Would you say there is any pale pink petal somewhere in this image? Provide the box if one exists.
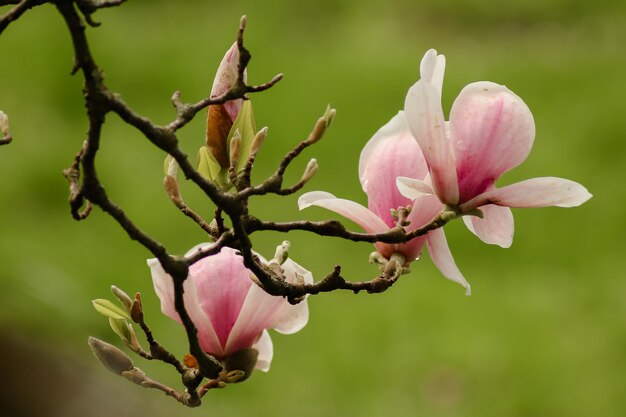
[188,247,252,352]
[405,80,459,204]
[224,280,287,354]
[253,330,273,372]
[396,176,434,200]
[419,49,446,99]
[147,257,224,356]
[462,204,514,248]
[210,42,246,121]
[450,81,535,203]
[298,191,390,233]
[425,228,471,295]
[271,259,313,334]
[358,112,428,225]
[462,177,592,210]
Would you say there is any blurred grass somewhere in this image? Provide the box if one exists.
[1,0,625,416]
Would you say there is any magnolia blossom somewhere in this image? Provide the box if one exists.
[399,49,592,248]
[298,112,470,295]
[206,42,246,169]
[148,245,312,374]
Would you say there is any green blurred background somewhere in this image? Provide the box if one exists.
[1,0,625,416]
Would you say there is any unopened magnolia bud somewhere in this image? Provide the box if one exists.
[301,159,318,183]
[229,129,242,168]
[111,286,132,312]
[88,336,134,375]
[222,348,259,382]
[249,127,268,156]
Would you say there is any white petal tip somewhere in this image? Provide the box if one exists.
[464,284,472,296]
[297,191,336,210]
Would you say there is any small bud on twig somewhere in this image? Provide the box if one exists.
[130,292,143,323]
[88,336,134,375]
[249,127,268,156]
[300,158,318,183]
[229,129,242,168]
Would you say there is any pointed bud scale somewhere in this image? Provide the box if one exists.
[197,146,222,182]
[88,336,134,375]
[130,293,143,323]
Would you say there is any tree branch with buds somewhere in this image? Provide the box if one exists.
[0,0,591,408]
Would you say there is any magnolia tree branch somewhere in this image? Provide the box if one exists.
[1,0,457,406]
[0,0,46,35]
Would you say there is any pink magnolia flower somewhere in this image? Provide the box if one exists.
[148,245,312,374]
[399,49,592,248]
[298,112,471,295]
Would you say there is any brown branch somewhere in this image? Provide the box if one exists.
[164,173,214,236]
[0,0,46,35]
[239,109,333,199]
[53,0,223,383]
[243,211,450,245]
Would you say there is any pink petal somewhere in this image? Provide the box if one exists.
[298,191,390,233]
[225,256,314,355]
[450,81,535,203]
[188,247,253,352]
[425,228,471,295]
[462,177,592,209]
[224,279,288,354]
[396,176,434,200]
[462,204,514,248]
[253,330,273,372]
[358,112,428,225]
[147,256,224,356]
[405,80,459,205]
[419,49,446,100]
